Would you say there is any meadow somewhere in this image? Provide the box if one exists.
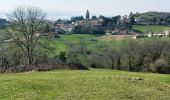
[1,26,170,100]
[48,34,125,56]
[133,25,170,33]
[0,69,170,100]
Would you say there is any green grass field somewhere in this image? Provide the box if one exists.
[0,69,170,100]
[47,34,124,56]
[46,33,170,57]
[133,25,170,33]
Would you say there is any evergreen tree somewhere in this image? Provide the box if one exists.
[92,16,97,20]
[45,24,50,33]
[130,12,135,25]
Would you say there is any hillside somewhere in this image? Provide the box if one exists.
[0,69,170,100]
[134,11,170,25]
[48,34,124,56]
[135,12,170,19]
[133,25,170,33]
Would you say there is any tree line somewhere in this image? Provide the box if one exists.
[134,12,170,25]
[59,39,170,74]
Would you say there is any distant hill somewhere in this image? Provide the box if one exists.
[133,25,170,33]
[134,12,170,25]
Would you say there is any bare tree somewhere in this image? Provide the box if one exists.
[122,40,141,71]
[103,48,117,69]
[6,6,46,66]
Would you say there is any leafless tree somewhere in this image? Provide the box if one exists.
[103,48,117,69]
[6,6,46,66]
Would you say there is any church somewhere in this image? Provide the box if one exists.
[86,10,90,19]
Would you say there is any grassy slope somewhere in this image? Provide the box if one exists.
[133,25,170,33]
[0,69,170,100]
[47,33,170,57]
[48,34,124,56]
[49,25,170,54]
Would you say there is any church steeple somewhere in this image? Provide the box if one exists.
[86,10,90,19]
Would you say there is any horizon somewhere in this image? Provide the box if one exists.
[0,0,170,20]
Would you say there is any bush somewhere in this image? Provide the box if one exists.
[153,59,170,74]
[87,52,106,69]
[67,63,89,70]
[58,29,66,34]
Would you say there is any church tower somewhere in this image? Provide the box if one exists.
[86,10,90,19]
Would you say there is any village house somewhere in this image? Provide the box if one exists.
[55,23,75,33]
[147,31,170,37]
[55,10,103,34]
[164,30,170,36]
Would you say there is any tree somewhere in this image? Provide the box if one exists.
[152,17,157,24]
[99,15,106,19]
[165,16,170,24]
[56,19,62,24]
[6,6,46,66]
[92,16,97,20]
[80,21,93,34]
[44,24,50,33]
[129,12,133,17]
[129,14,135,25]
[103,48,117,69]
[71,16,84,22]
[122,40,141,71]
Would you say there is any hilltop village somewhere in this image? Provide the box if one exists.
[51,10,170,39]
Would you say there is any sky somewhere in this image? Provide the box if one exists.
[0,0,170,20]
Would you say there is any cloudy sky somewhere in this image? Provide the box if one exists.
[0,0,170,20]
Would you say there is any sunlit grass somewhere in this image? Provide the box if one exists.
[0,69,170,100]
[133,25,170,33]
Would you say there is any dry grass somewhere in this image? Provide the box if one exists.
[99,35,135,41]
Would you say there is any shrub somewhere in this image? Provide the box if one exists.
[67,63,89,70]
[153,59,170,74]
